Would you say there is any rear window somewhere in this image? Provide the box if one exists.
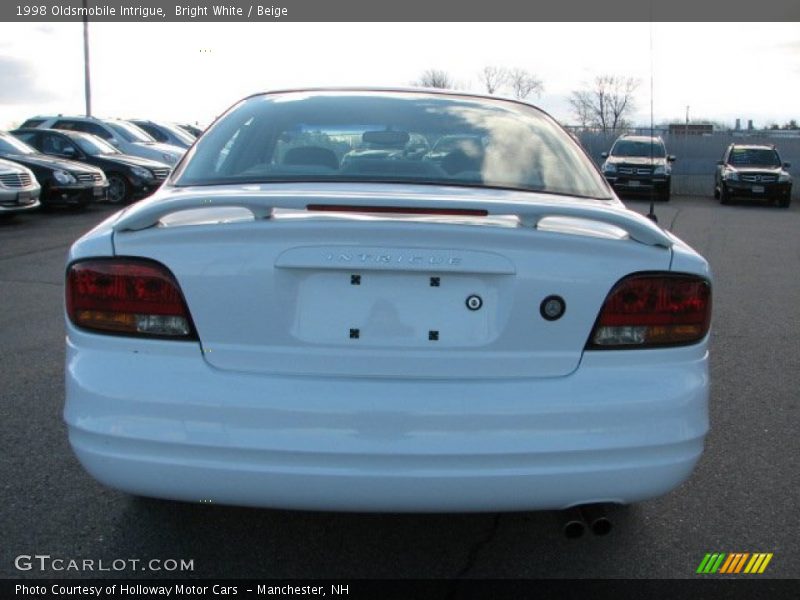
[175,91,611,199]
[20,118,45,128]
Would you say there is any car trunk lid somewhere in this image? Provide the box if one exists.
[111,185,673,379]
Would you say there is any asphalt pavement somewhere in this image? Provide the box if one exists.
[1,195,798,580]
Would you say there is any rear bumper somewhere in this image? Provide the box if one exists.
[65,329,709,512]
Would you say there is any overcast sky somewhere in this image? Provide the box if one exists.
[0,22,798,130]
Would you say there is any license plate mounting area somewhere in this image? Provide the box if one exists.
[292,271,496,347]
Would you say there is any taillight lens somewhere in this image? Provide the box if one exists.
[588,273,711,348]
[66,258,196,339]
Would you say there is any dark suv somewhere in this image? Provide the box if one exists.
[714,144,792,208]
[600,135,675,201]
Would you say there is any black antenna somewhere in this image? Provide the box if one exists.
[82,0,92,117]
[646,19,658,223]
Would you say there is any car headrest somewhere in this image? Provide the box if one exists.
[283,146,339,171]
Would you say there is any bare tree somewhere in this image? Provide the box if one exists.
[569,75,639,132]
[413,69,454,89]
[605,76,638,131]
[507,68,543,100]
[478,66,509,95]
[569,91,594,128]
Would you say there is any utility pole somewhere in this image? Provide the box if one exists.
[82,0,92,116]
[685,105,690,136]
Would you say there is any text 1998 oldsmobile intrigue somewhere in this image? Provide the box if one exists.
[64,89,712,521]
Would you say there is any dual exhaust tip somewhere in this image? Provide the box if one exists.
[559,504,613,538]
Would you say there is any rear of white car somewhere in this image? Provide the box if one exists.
[64,90,711,512]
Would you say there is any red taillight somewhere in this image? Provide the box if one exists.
[66,259,195,338]
[588,273,711,348]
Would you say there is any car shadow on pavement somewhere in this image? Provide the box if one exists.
[96,496,650,579]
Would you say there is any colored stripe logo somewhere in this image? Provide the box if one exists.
[696,553,773,574]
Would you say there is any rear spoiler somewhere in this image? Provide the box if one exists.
[112,190,673,248]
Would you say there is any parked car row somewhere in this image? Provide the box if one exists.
[0,116,202,217]
[13,128,171,204]
[0,131,107,211]
[599,134,792,207]
[18,115,196,164]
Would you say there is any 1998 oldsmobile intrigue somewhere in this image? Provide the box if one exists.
[64,90,712,514]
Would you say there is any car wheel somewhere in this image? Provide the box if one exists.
[778,195,791,208]
[107,174,130,204]
[719,184,731,205]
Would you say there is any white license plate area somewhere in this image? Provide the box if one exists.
[17,191,31,202]
[93,186,106,197]
[292,271,495,346]
[628,180,641,187]
[752,185,765,193]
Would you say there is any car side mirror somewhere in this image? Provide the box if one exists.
[109,138,120,147]
[783,162,791,169]
[668,155,676,162]
[716,160,725,166]
[600,152,608,159]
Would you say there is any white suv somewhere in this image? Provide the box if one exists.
[25,116,184,166]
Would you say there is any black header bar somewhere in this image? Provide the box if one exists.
[4,578,800,600]
[1,0,799,22]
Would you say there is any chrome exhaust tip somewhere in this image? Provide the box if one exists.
[580,503,612,536]
[558,507,587,539]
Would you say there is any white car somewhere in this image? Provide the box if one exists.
[27,116,184,166]
[129,119,196,149]
[64,89,712,519]
[0,158,41,215]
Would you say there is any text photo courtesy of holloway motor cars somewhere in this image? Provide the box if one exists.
[1,2,799,597]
